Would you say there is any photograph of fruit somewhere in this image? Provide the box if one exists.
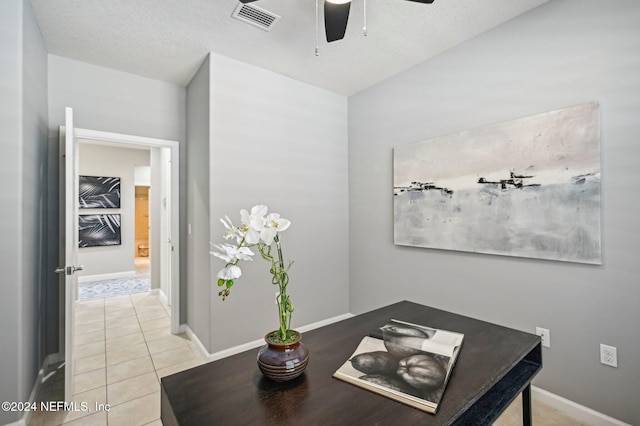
[333,320,464,413]
[346,339,450,405]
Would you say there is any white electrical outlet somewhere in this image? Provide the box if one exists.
[600,344,618,367]
[535,327,550,348]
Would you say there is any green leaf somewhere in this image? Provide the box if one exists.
[226,280,234,288]
[217,279,225,287]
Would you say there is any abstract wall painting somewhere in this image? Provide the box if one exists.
[79,214,122,247]
[79,176,121,208]
[393,102,601,264]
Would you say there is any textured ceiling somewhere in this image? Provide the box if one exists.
[31,0,549,96]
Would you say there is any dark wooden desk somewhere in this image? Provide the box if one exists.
[161,301,541,425]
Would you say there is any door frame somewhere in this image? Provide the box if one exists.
[73,127,181,333]
[59,109,79,401]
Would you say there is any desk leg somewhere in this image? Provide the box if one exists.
[522,384,532,426]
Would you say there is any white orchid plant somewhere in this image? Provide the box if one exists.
[211,205,295,343]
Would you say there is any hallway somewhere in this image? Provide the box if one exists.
[29,291,206,426]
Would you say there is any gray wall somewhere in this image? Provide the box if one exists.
[47,55,187,347]
[207,53,350,352]
[0,0,48,424]
[21,0,49,411]
[0,3,22,422]
[186,55,212,350]
[348,0,640,424]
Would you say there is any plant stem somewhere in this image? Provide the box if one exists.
[274,235,290,341]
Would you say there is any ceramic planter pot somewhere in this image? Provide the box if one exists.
[257,330,309,381]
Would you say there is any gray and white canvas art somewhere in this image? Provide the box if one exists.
[393,102,601,264]
[79,214,122,247]
[79,176,121,208]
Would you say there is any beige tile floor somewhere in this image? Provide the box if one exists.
[495,394,593,425]
[135,257,150,275]
[29,290,207,426]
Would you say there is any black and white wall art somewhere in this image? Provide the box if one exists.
[79,176,121,208]
[393,102,601,264]
[79,214,122,247]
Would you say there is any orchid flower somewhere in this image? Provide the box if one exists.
[240,205,268,231]
[260,213,291,245]
[220,215,240,241]
[238,205,267,244]
[211,204,295,342]
[217,265,242,280]
[210,243,254,263]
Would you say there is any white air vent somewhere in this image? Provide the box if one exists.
[232,3,280,31]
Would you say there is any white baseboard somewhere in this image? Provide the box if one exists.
[182,313,355,362]
[157,289,169,306]
[207,313,355,361]
[295,313,354,334]
[8,353,64,426]
[180,324,209,359]
[532,386,630,426]
[78,271,136,283]
[208,336,265,361]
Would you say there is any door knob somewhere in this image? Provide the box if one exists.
[54,265,84,275]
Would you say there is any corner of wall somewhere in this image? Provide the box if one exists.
[185,53,212,352]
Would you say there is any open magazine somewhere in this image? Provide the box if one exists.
[333,319,464,414]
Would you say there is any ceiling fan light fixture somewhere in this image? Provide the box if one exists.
[324,0,351,42]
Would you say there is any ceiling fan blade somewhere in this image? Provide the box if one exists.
[324,1,351,43]
[239,0,259,3]
[404,0,435,3]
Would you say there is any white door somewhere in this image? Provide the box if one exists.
[161,150,172,306]
[56,107,82,401]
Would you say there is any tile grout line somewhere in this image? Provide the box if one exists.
[69,291,179,425]
[103,298,109,425]
[131,292,165,424]
[132,293,163,381]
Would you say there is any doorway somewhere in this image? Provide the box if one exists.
[76,143,152,299]
[135,185,151,276]
[69,128,180,335]
[58,110,181,404]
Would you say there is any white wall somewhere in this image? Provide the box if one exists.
[78,143,150,277]
[134,166,150,186]
[158,147,172,299]
[149,147,162,291]
[348,0,640,424]
[199,53,350,352]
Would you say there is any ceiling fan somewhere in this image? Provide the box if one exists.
[239,0,435,43]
